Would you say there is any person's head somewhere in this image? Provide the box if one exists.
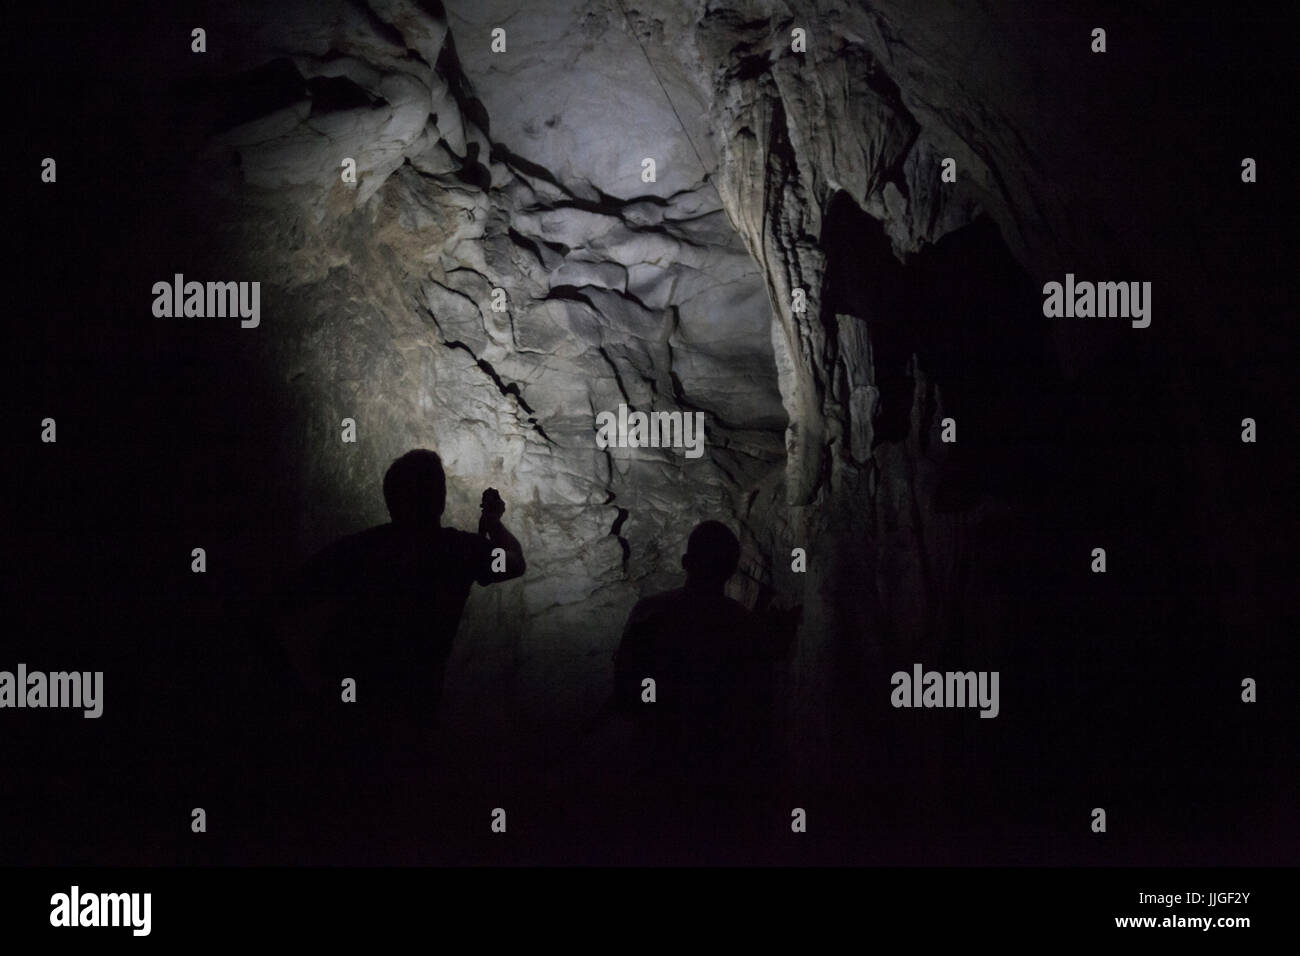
[383,449,447,526]
[681,520,741,592]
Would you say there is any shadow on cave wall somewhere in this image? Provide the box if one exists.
[808,194,1268,864]
[821,192,1062,508]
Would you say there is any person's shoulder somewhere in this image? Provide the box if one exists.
[351,523,396,545]
[709,594,755,643]
[440,526,490,551]
[439,527,495,575]
[310,524,389,564]
[633,587,689,612]
[297,524,391,588]
[721,595,752,619]
[625,587,686,623]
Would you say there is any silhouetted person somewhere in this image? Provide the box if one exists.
[293,449,524,720]
[279,449,525,861]
[612,521,792,859]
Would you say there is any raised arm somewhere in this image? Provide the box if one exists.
[477,487,526,583]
